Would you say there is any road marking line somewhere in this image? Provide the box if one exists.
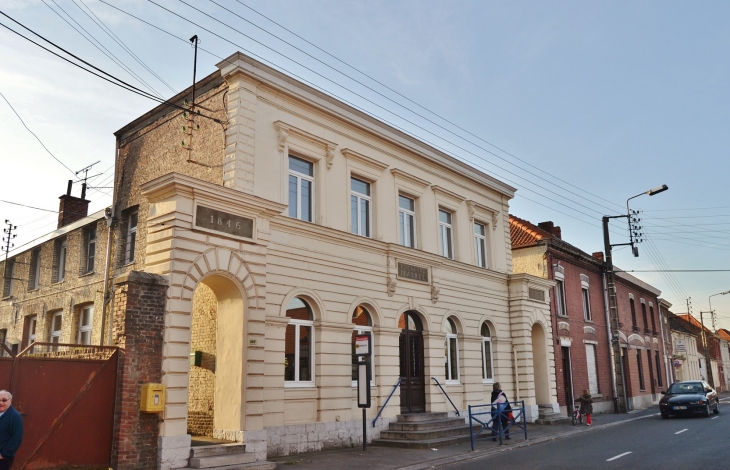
[606,452,632,462]
[675,429,688,434]
[711,416,719,420]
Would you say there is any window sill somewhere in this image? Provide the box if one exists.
[351,382,377,388]
[27,288,39,293]
[284,381,316,389]
[1,295,12,301]
[51,280,65,286]
[79,271,96,278]
[444,380,461,386]
[482,379,495,385]
[584,319,594,324]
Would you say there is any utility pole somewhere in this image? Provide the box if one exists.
[699,310,715,388]
[183,35,200,163]
[1,220,17,261]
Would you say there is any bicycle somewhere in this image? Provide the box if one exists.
[572,404,584,425]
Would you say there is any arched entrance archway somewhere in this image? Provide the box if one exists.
[398,311,425,413]
[531,323,550,404]
[187,274,245,438]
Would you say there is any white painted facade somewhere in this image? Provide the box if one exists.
[671,332,701,383]
[116,52,559,468]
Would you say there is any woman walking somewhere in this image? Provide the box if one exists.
[490,383,511,440]
[577,389,593,426]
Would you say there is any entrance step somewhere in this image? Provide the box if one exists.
[374,413,487,449]
[184,442,276,470]
[535,412,570,425]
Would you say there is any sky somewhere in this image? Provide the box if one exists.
[1,0,729,328]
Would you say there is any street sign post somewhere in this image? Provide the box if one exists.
[355,333,371,451]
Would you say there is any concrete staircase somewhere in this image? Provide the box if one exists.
[181,443,276,470]
[373,412,481,449]
[534,404,570,425]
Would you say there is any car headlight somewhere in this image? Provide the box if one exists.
[689,400,705,405]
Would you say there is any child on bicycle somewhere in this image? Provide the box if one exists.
[577,389,593,426]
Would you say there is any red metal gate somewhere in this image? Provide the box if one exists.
[1,342,118,469]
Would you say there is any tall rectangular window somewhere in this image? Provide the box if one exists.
[53,239,67,283]
[398,195,415,248]
[28,249,41,290]
[444,318,459,383]
[0,328,6,357]
[27,316,37,345]
[655,351,663,387]
[474,222,487,268]
[350,177,371,237]
[124,211,138,264]
[288,156,314,222]
[78,306,93,345]
[637,350,645,391]
[555,279,567,316]
[649,305,656,334]
[630,297,638,331]
[2,258,15,298]
[50,312,63,344]
[438,209,454,259]
[582,288,592,321]
[641,300,649,333]
[586,344,599,394]
[84,226,97,274]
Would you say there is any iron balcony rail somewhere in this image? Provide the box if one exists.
[431,377,460,417]
[372,377,401,428]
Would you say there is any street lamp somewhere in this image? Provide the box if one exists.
[709,290,730,334]
[603,184,669,413]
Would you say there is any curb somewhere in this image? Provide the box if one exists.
[396,412,660,470]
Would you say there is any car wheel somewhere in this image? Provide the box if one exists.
[704,404,711,417]
[661,411,669,419]
[713,402,720,415]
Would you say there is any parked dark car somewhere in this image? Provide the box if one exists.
[659,381,719,419]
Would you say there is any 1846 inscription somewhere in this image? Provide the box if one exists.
[397,263,429,282]
[195,205,253,239]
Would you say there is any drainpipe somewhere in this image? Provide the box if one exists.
[513,345,520,402]
[657,302,672,387]
[602,271,619,413]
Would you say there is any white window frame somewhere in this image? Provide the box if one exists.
[77,306,94,345]
[28,316,37,344]
[582,287,592,322]
[124,211,138,264]
[350,177,372,238]
[351,324,375,388]
[57,240,67,282]
[438,209,454,259]
[285,317,315,388]
[31,250,41,290]
[85,227,97,273]
[555,275,567,317]
[482,331,494,384]
[288,155,315,223]
[444,319,460,384]
[398,195,416,248]
[474,222,488,268]
[50,312,63,343]
[586,343,599,394]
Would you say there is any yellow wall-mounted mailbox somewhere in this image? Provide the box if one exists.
[140,383,165,413]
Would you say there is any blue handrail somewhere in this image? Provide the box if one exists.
[431,377,460,417]
[468,400,527,450]
[372,378,401,428]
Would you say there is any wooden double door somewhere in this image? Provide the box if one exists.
[399,311,425,414]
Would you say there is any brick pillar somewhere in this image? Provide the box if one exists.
[111,271,169,470]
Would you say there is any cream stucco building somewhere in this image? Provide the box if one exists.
[3,51,559,469]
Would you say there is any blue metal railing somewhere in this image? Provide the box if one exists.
[372,378,401,428]
[431,377,460,417]
[468,400,527,450]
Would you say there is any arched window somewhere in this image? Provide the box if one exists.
[444,317,459,383]
[351,305,374,384]
[481,323,494,382]
[398,311,422,331]
[285,297,314,385]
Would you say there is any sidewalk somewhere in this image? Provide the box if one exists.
[269,405,662,469]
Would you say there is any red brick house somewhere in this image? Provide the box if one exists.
[510,215,669,414]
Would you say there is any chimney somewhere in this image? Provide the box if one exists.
[592,251,604,261]
[538,221,562,239]
[58,180,90,228]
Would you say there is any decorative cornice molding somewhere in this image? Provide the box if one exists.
[390,168,431,189]
[273,120,338,169]
[466,200,500,230]
[431,185,466,204]
[341,148,389,172]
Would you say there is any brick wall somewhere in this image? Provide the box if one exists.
[547,251,614,413]
[57,194,90,228]
[111,271,167,470]
[188,282,217,437]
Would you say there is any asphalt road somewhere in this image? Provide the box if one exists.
[441,398,730,470]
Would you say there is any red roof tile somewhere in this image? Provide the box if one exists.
[509,214,553,248]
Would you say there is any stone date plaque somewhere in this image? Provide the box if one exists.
[397,262,429,283]
[195,205,253,239]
